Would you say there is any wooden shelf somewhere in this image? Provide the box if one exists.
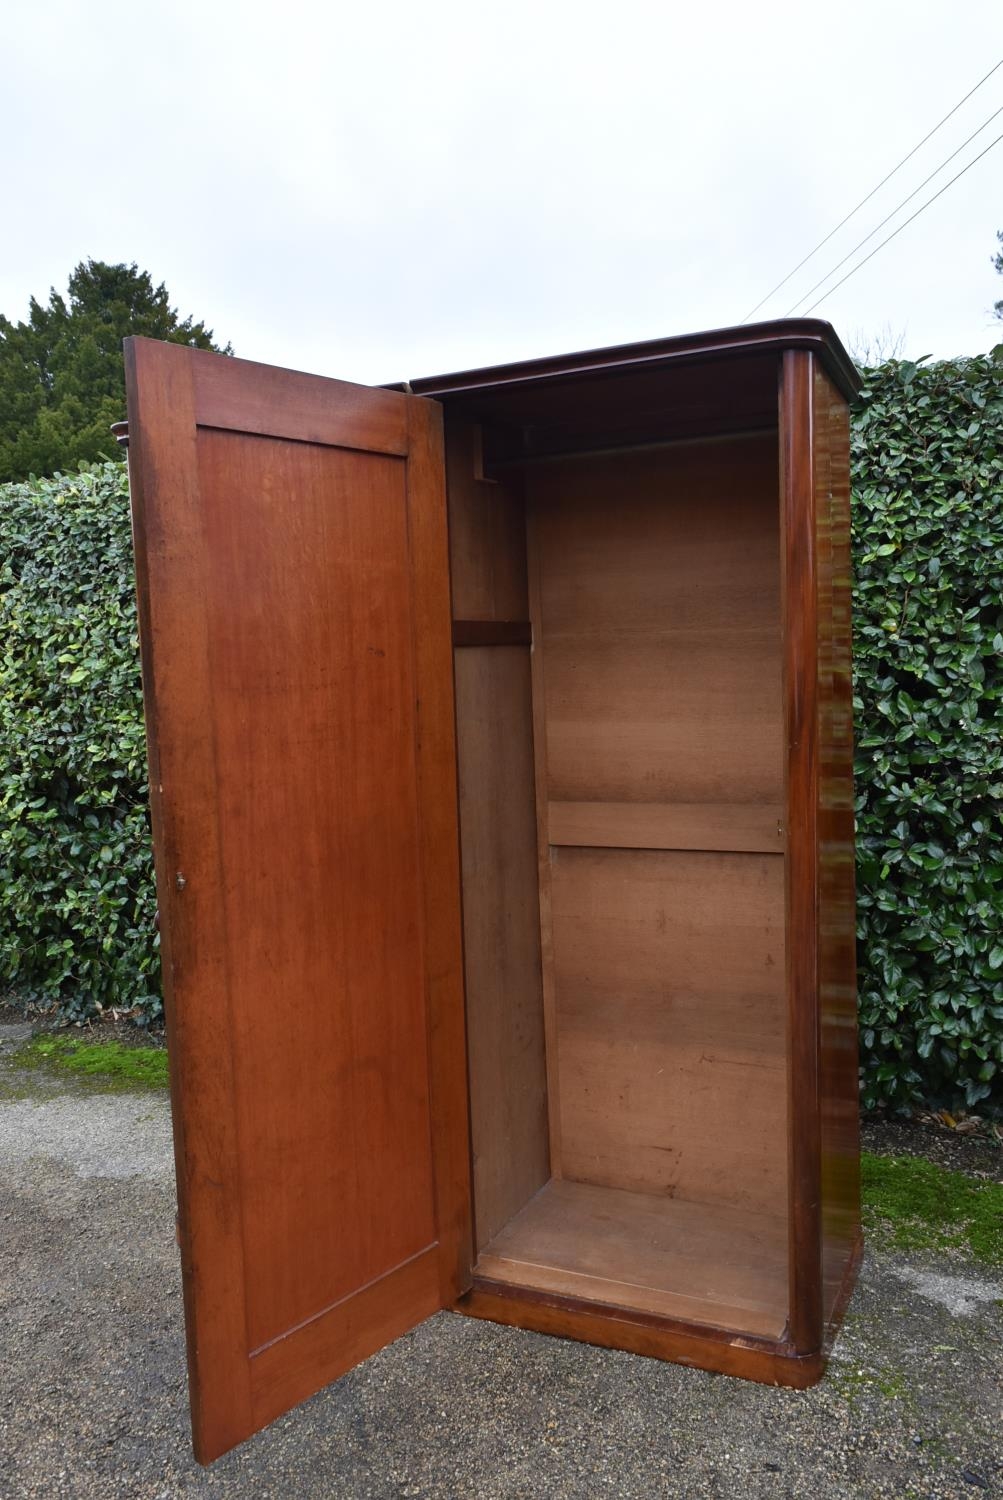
[475,1178,789,1340]
[547,800,785,854]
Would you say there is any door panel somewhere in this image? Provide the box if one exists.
[124,339,471,1463]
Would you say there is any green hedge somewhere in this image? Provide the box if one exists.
[1,355,1001,1109]
[851,351,1003,1113]
[0,462,160,1024]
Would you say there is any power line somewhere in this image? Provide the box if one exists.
[741,55,1003,322]
[784,98,1003,316]
[798,128,1003,316]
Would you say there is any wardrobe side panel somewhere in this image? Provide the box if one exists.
[446,420,528,620]
[780,350,823,1353]
[814,366,862,1328]
[445,421,550,1250]
[454,650,550,1246]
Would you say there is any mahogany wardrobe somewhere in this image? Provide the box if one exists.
[120,319,861,1463]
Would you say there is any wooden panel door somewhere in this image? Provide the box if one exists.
[124,338,472,1463]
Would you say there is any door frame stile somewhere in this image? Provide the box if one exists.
[779,348,823,1355]
[125,338,253,1462]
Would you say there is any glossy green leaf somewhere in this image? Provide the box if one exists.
[852,352,1003,1114]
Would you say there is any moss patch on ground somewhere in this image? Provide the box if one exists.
[861,1150,1003,1265]
[13,1034,169,1091]
[828,1349,914,1411]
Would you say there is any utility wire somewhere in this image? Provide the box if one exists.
[784,99,1003,315]
[741,56,1003,322]
[798,128,1003,316]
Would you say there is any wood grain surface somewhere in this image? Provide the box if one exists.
[813,363,862,1331]
[780,348,823,1354]
[126,338,470,1462]
[547,800,785,854]
[453,647,550,1249]
[549,847,788,1216]
[477,1177,789,1339]
[529,437,783,805]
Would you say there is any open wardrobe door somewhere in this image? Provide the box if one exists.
[124,338,472,1463]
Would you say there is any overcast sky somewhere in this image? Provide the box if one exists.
[3,1,1002,384]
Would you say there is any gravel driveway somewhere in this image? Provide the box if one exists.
[1,1028,1000,1500]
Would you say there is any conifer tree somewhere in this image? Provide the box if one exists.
[0,260,230,481]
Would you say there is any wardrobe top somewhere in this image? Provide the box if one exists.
[401,319,861,405]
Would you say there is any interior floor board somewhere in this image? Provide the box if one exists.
[476,1177,789,1340]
